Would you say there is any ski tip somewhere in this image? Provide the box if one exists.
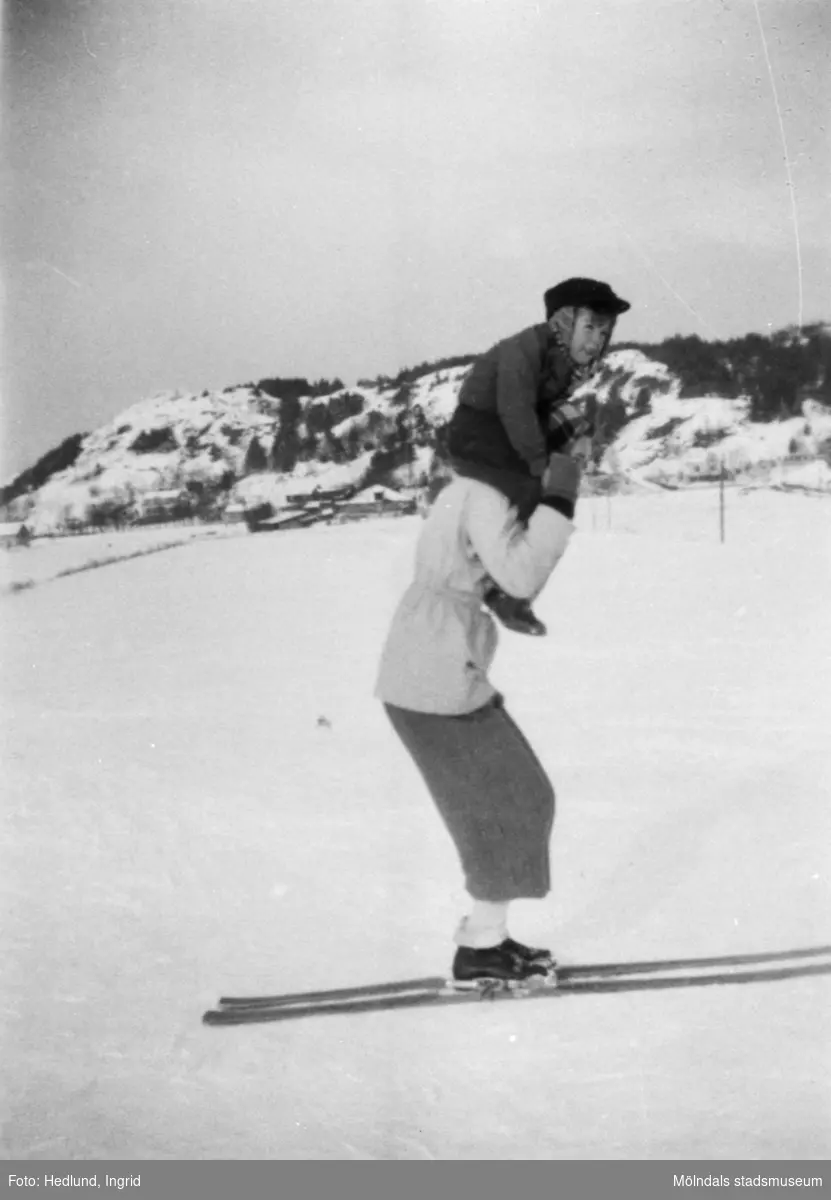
[202,1008,229,1026]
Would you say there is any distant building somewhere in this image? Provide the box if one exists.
[682,449,723,481]
[285,483,357,506]
[134,490,190,523]
[0,522,31,549]
[222,501,249,524]
[337,486,415,520]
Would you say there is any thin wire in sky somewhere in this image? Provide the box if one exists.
[588,195,718,339]
[614,225,718,340]
[48,265,82,289]
[752,0,803,330]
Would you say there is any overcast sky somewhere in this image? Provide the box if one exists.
[3,0,829,478]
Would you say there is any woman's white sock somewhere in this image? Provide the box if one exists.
[454,900,510,949]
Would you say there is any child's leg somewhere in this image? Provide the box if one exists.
[475,480,548,635]
[450,456,542,514]
[446,411,548,634]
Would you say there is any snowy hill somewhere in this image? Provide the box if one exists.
[3,367,470,535]
[5,344,831,535]
[582,349,831,488]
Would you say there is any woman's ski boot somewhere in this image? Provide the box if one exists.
[452,939,557,995]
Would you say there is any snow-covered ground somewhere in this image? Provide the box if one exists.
[0,523,245,593]
[2,490,830,1160]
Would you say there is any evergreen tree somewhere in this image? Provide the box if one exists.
[244,437,268,474]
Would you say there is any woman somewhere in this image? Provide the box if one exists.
[374,453,581,983]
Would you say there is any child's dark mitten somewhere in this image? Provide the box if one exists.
[540,453,582,519]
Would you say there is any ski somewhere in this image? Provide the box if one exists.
[203,944,831,1026]
[214,942,831,1010]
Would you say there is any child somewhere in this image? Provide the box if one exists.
[446,277,630,634]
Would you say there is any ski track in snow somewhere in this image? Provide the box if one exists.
[2,490,830,1160]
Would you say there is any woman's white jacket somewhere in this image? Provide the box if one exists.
[375,477,573,715]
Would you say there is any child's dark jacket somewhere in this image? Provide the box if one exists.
[447,323,574,516]
[452,324,568,478]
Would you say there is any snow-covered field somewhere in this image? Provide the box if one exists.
[0,523,245,594]
[2,490,830,1160]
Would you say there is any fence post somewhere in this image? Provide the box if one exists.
[719,461,726,543]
